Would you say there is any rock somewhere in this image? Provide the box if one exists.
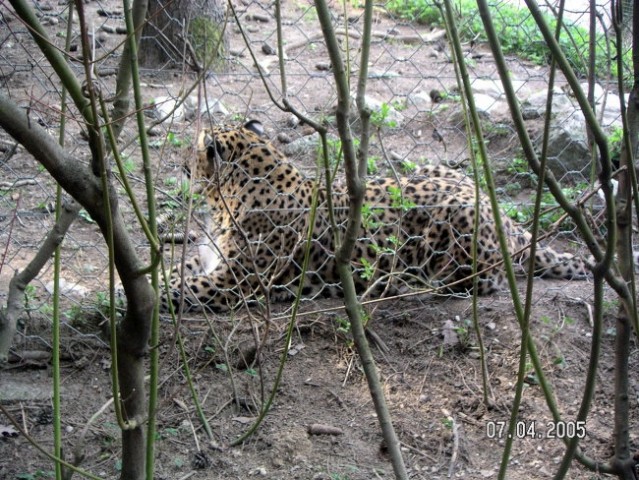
[276,132,292,144]
[256,57,279,75]
[470,78,503,98]
[526,85,624,130]
[100,24,116,34]
[522,90,574,116]
[45,279,89,298]
[267,428,312,468]
[149,96,185,122]
[286,114,300,128]
[599,93,624,128]
[522,107,542,120]
[407,90,432,108]
[543,111,590,178]
[578,82,605,103]
[367,69,400,79]
[473,93,498,115]
[148,95,228,123]
[41,16,59,26]
[470,78,528,98]
[246,13,270,22]
[1,377,55,401]
[281,132,321,157]
[261,42,276,55]
[430,89,444,103]
[342,94,403,130]
[520,87,605,178]
[184,95,228,119]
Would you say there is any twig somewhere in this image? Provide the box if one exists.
[20,402,28,436]
[575,297,595,328]
[307,424,343,435]
[448,415,459,478]
[176,472,196,480]
[0,179,37,189]
[0,140,18,163]
[0,404,102,480]
[0,198,81,363]
[342,353,354,387]
[206,398,234,423]
[365,327,389,354]
[188,418,201,453]
[399,441,438,463]
[66,397,115,479]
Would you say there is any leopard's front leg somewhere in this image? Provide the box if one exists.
[162,262,246,313]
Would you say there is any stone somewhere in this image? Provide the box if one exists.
[524,90,574,116]
[345,94,403,130]
[543,111,590,178]
[407,90,432,108]
[281,132,321,158]
[473,93,498,115]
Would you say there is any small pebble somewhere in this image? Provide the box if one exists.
[277,133,292,144]
[261,42,276,55]
[246,13,270,22]
[286,115,300,128]
[42,16,59,26]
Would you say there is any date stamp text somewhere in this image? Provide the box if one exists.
[485,421,586,440]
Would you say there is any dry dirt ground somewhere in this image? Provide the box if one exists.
[1,0,637,479]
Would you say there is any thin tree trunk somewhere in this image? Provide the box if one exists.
[139,0,228,71]
[313,0,408,477]
[0,92,156,480]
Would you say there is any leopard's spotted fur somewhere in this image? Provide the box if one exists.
[160,120,588,313]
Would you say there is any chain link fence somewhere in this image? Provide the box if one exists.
[0,0,628,341]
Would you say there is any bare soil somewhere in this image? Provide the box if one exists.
[0,1,636,479]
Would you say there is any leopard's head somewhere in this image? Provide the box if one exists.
[187,119,265,183]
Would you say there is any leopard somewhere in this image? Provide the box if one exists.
[160,119,589,313]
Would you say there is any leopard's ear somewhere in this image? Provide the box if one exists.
[244,119,264,137]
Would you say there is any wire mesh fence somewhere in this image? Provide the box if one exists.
[2,2,637,479]
[0,0,627,340]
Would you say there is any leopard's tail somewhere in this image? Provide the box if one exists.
[507,224,590,280]
[527,246,590,279]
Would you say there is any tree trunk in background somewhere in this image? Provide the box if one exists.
[139,0,228,71]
